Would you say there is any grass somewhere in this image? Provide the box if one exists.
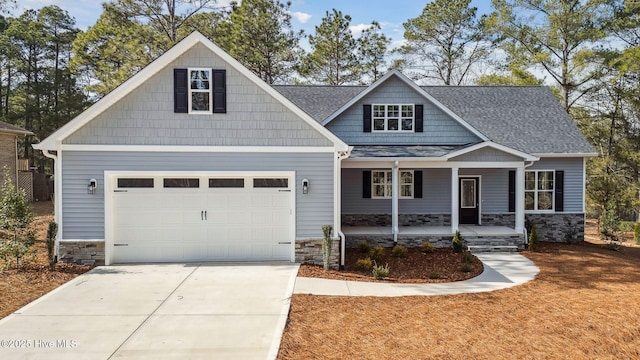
[278,242,640,359]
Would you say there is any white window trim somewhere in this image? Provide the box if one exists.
[371,170,414,199]
[188,67,213,114]
[525,169,555,212]
[372,104,415,132]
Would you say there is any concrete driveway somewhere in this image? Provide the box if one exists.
[0,263,299,360]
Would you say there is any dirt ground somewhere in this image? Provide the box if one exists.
[279,242,640,359]
[0,201,91,319]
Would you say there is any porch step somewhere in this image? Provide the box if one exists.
[467,245,519,253]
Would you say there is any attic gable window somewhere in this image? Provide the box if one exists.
[372,104,414,132]
[189,68,212,113]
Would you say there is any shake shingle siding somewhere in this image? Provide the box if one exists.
[64,44,333,147]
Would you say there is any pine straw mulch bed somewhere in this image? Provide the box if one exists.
[279,242,640,360]
[0,201,92,319]
[298,247,483,283]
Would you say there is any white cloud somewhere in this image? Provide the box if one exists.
[349,23,371,36]
[290,11,311,24]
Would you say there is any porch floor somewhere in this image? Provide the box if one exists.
[342,225,520,237]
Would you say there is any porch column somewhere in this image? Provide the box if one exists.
[515,166,525,233]
[392,161,399,243]
[451,167,459,233]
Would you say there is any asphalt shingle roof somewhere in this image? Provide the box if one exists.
[0,121,31,135]
[273,84,594,155]
[349,145,467,158]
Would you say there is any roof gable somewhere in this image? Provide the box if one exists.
[35,32,347,151]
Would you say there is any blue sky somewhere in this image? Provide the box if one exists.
[17,0,494,49]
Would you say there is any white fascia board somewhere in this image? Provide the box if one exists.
[321,69,489,142]
[35,31,348,152]
[533,152,599,158]
[59,144,336,153]
[0,128,33,136]
[342,159,524,169]
[445,141,538,162]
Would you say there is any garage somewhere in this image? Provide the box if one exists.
[107,172,294,264]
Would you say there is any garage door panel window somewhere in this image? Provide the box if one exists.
[209,178,244,188]
[253,178,288,188]
[117,178,154,188]
[163,178,200,188]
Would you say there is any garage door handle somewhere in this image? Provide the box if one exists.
[204,211,207,220]
[278,242,291,244]
[201,211,204,221]
[278,189,291,192]
[114,243,128,247]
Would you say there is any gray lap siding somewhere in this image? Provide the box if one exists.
[60,151,334,240]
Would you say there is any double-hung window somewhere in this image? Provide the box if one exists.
[525,170,554,211]
[372,170,414,198]
[372,104,414,132]
[189,68,212,113]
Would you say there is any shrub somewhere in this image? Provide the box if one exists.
[391,244,407,258]
[634,223,640,245]
[369,246,385,261]
[0,168,36,270]
[321,225,333,272]
[421,241,435,254]
[452,231,464,253]
[461,250,473,264]
[358,241,372,254]
[429,271,440,279]
[372,262,390,280]
[460,263,472,273]
[528,224,539,251]
[46,222,58,271]
[355,257,373,271]
[599,212,621,251]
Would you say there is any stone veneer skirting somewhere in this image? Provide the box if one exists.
[295,239,340,269]
[526,213,585,243]
[342,214,451,226]
[59,241,105,266]
[58,239,340,268]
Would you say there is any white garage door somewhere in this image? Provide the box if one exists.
[111,174,293,263]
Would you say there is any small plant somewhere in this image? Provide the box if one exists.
[321,225,333,272]
[369,246,385,262]
[429,271,440,279]
[46,221,58,271]
[372,262,390,280]
[599,212,621,250]
[452,231,464,253]
[355,257,373,271]
[358,240,372,253]
[421,241,435,254]
[0,168,36,270]
[460,262,472,273]
[634,223,640,245]
[528,224,539,251]
[461,250,473,264]
[391,244,407,257]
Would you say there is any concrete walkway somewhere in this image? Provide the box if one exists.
[294,253,539,297]
[0,263,299,360]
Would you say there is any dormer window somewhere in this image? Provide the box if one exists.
[372,104,414,132]
[189,68,212,113]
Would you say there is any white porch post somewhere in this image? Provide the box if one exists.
[392,161,399,243]
[451,167,459,233]
[515,166,525,232]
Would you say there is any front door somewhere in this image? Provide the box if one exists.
[459,177,479,225]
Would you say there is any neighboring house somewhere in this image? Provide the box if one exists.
[34,32,595,267]
[0,121,32,188]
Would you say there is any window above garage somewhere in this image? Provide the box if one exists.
[174,68,226,114]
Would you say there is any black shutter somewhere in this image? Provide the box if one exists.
[363,170,371,198]
[555,170,564,212]
[174,69,188,113]
[414,170,423,198]
[363,104,372,132]
[508,170,515,212]
[415,104,423,133]
[212,69,226,113]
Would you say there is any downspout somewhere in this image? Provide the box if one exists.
[42,150,60,260]
[335,149,351,270]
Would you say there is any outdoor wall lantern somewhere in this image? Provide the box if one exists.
[302,179,310,194]
[88,179,97,194]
